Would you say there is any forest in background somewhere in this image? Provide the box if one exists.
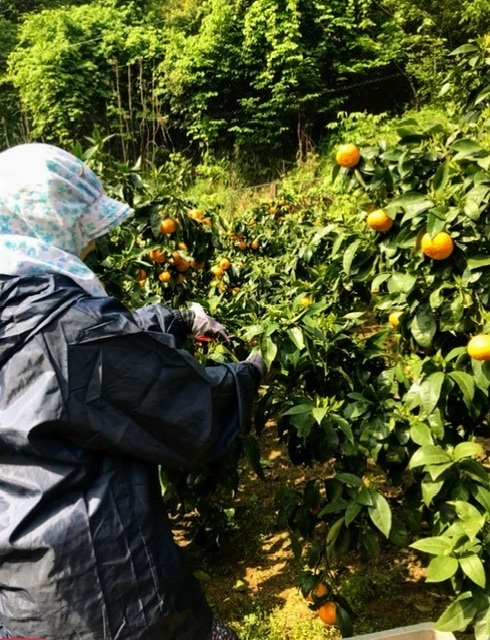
[2,0,490,177]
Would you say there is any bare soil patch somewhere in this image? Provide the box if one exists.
[172,424,457,638]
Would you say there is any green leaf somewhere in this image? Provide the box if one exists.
[336,473,363,487]
[459,554,486,588]
[331,413,354,444]
[411,304,437,348]
[409,445,452,469]
[410,421,434,446]
[473,485,490,512]
[426,556,459,582]
[410,536,453,555]
[448,372,475,410]
[260,334,277,369]
[421,476,444,506]
[345,501,362,527]
[343,239,360,275]
[287,327,305,350]
[387,272,416,294]
[450,44,479,55]
[453,441,483,461]
[451,139,486,156]
[474,85,490,106]
[388,192,433,215]
[432,161,450,192]
[419,371,445,416]
[467,255,490,270]
[367,491,391,538]
[311,406,328,425]
[436,592,476,632]
[240,435,265,480]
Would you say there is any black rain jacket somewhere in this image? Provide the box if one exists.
[0,274,259,640]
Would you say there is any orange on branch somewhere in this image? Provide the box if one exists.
[160,218,177,235]
[335,143,361,168]
[468,335,490,361]
[158,271,171,283]
[219,258,231,271]
[211,266,224,278]
[389,310,403,327]
[367,209,393,232]
[148,248,166,263]
[421,231,454,260]
[318,601,337,626]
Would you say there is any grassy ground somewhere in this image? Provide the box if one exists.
[173,423,454,640]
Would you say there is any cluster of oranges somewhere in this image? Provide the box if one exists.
[305,581,338,626]
[229,231,260,252]
[336,142,489,361]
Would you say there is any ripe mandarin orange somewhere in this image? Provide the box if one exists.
[251,239,260,250]
[421,231,454,260]
[318,601,337,626]
[160,218,177,235]
[211,266,224,278]
[149,248,166,263]
[467,335,490,361]
[306,582,328,603]
[335,143,361,168]
[158,271,171,283]
[219,258,231,271]
[367,209,393,232]
[389,311,403,327]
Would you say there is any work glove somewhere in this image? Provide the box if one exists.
[189,302,229,342]
[244,352,267,384]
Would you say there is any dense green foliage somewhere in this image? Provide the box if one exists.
[3,0,490,164]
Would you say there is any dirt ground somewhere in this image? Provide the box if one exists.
[172,423,456,638]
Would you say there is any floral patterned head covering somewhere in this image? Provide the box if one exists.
[0,142,134,296]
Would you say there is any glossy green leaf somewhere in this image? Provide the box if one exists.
[426,556,459,582]
[367,491,391,538]
[436,592,476,632]
[459,554,486,588]
[409,445,451,469]
[419,371,445,415]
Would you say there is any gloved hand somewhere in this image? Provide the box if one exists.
[245,352,267,382]
[189,302,229,342]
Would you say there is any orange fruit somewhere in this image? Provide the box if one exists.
[149,248,166,263]
[201,217,212,227]
[211,266,224,278]
[421,231,454,260]
[251,239,260,250]
[300,295,312,306]
[219,258,231,270]
[335,143,361,168]
[467,335,490,360]
[160,218,177,235]
[306,582,328,603]
[318,601,337,626]
[389,310,403,327]
[158,271,171,283]
[172,252,190,272]
[138,278,146,288]
[176,273,186,283]
[188,208,204,220]
[237,240,247,250]
[367,209,393,232]
[190,259,205,270]
[137,268,147,281]
[177,242,188,251]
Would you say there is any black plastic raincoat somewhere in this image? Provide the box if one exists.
[0,274,259,640]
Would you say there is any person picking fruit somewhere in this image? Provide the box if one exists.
[0,143,266,640]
